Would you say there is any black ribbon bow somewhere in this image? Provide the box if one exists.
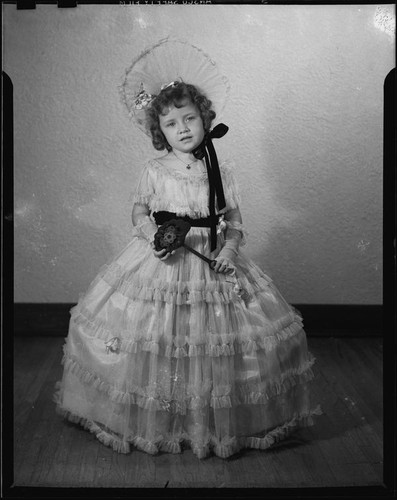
[192,123,229,251]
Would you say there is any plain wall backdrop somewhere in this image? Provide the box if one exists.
[4,4,395,304]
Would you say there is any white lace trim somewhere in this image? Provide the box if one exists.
[224,220,248,246]
[130,157,242,217]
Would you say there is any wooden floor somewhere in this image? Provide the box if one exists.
[12,336,383,489]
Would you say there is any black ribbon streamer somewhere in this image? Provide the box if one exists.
[192,123,228,251]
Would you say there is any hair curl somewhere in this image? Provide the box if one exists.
[145,82,216,151]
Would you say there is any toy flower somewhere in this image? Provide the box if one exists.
[105,337,121,354]
[154,219,216,268]
[154,219,191,253]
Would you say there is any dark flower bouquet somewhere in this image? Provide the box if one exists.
[154,219,190,253]
[154,219,216,269]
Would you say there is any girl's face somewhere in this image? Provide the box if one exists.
[159,101,205,154]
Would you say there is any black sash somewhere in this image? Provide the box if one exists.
[152,211,220,229]
[192,123,228,251]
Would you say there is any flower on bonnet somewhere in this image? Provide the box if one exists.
[154,219,191,253]
[133,81,181,110]
[134,83,153,110]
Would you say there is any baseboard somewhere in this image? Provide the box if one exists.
[14,303,74,337]
[13,303,383,337]
[293,304,382,336]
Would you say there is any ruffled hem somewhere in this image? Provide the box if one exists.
[71,308,304,358]
[55,405,322,459]
[57,350,315,413]
[94,259,274,306]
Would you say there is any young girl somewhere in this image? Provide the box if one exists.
[55,60,320,460]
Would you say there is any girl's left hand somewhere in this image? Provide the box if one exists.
[213,242,238,274]
[213,256,236,274]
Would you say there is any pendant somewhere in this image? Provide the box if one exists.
[186,165,191,169]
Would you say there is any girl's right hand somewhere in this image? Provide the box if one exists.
[150,242,175,261]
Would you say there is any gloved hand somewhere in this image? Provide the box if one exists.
[135,215,158,243]
[150,241,176,261]
[134,216,175,261]
[213,231,240,274]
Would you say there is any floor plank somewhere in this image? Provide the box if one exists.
[12,336,384,488]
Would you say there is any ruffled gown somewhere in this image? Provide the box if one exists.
[54,158,321,459]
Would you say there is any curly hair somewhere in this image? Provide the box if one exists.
[145,82,216,151]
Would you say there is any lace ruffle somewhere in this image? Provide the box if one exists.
[92,259,274,306]
[54,403,322,459]
[223,220,247,246]
[71,306,304,357]
[58,346,315,415]
[130,158,241,218]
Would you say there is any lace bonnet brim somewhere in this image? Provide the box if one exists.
[119,38,230,136]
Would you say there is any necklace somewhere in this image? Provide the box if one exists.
[172,150,198,170]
